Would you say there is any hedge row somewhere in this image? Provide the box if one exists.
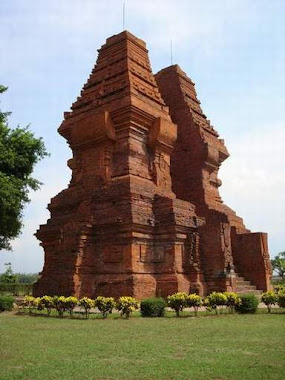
[0,283,33,296]
[167,291,244,316]
[3,290,284,317]
[168,290,285,315]
[21,295,139,318]
[18,292,260,318]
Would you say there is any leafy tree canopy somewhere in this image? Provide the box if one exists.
[0,86,48,250]
[271,251,285,280]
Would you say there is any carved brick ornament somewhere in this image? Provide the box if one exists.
[34,31,271,299]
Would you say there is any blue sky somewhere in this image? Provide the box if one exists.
[0,0,284,273]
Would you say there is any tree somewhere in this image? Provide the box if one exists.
[271,251,285,280]
[0,262,18,284]
[0,85,48,250]
[14,273,39,284]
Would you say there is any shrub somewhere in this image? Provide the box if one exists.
[167,292,188,317]
[224,292,241,313]
[0,283,33,296]
[203,296,210,310]
[23,295,37,314]
[140,297,167,317]
[53,296,67,317]
[38,296,54,315]
[78,297,94,318]
[34,297,42,310]
[261,291,277,313]
[235,293,259,314]
[273,284,285,294]
[116,296,139,318]
[0,263,18,285]
[65,296,78,317]
[277,290,285,308]
[187,294,203,316]
[0,295,14,311]
[204,292,227,315]
[95,296,116,318]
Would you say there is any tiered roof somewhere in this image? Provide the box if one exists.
[68,31,165,118]
[156,64,219,138]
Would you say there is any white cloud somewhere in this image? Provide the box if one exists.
[220,123,285,255]
[0,0,284,272]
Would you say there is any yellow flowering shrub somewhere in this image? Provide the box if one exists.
[116,296,139,318]
[224,292,241,313]
[78,297,95,318]
[65,296,78,316]
[38,296,54,315]
[261,291,277,313]
[23,296,37,314]
[204,292,227,314]
[95,296,116,318]
[167,292,188,317]
[53,296,67,317]
[187,294,203,316]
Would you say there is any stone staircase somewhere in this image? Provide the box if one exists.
[235,275,263,295]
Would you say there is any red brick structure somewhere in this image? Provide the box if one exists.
[155,65,271,293]
[34,31,271,298]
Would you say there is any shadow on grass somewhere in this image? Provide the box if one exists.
[14,307,285,321]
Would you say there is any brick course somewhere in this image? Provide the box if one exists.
[34,32,271,298]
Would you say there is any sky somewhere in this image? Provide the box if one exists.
[0,0,284,273]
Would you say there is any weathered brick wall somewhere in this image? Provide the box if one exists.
[231,229,271,290]
[34,32,271,298]
[155,65,271,292]
[34,32,206,299]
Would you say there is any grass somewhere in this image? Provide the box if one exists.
[0,311,284,380]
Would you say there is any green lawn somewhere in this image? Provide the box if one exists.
[0,311,284,380]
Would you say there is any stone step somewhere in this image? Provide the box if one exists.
[236,287,259,293]
[236,289,263,295]
[235,276,245,281]
[236,280,251,286]
[236,284,257,290]
[234,272,263,295]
